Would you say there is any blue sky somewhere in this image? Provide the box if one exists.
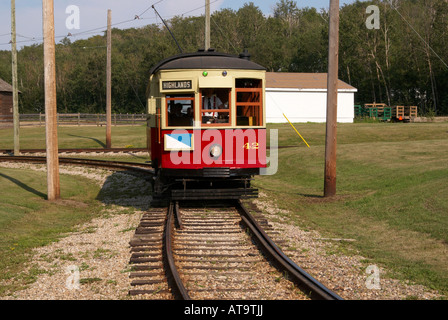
[0,0,362,50]
[223,0,359,13]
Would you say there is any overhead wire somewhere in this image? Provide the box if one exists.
[1,0,227,47]
[0,0,166,47]
[386,0,448,70]
[178,0,220,17]
[210,16,239,55]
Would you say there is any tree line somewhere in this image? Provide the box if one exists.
[0,0,447,116]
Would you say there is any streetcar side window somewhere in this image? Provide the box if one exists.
[166,94,195,127]
[235,79,263,126]
[201,88,231,125]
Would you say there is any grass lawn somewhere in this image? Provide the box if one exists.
[258,121,448,296]
[0,125,147,150]
[0,166,104,295]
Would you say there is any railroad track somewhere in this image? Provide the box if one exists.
[0,155,341,300]
[0,148,148,155]
[129,200,342,300]
[0,146,295,155]
[0,155,154,174]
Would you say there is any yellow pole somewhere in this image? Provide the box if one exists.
[283,113,310,148]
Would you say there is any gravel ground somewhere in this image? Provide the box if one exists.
[0,161,442,300]
[0,161,145,300]
[252,193,442,300]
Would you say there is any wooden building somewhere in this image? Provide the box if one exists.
[0,78,14,125]
[266,72,357,123]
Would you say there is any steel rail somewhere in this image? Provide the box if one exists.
[0,148,148,154]
[236,200,343,300]
[0,155,154,173]
[0,146,297,155]
[165,202,191,300]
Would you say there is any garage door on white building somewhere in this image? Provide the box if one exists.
[266,72,357,123]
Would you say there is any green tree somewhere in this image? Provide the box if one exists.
[1,0,447,116]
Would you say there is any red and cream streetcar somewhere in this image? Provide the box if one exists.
[146,49,267,201]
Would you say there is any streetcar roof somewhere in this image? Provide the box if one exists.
[149,50,266,76]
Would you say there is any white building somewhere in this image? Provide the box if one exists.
[266,72,357,123]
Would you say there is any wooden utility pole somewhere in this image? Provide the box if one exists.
[324,0,340,197]
[11,0,19,156]
[42,0,60,201]
[106,9,112,148]
[205,0,210,50]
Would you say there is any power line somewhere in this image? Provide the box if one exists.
[136,0,165,19]
[17,33,36,40]
[179,0,220,17]
[1,0,225,48]
[210,16,239,54]
[0,0,165,47]
[387,0,448,70]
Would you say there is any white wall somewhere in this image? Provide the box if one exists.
[266,88,355,123]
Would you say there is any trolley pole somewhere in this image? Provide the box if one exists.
[11,0,20,156]
[324,0,340,197]
[205,0,210,50]
[106,9,112,149]
[42,0,60,201]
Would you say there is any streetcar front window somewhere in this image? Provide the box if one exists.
[166,94,194,127]
[201,88,231,125]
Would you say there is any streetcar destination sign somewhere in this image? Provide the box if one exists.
[162,80,192,90]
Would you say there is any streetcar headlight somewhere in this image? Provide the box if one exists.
[209,144,222,159]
